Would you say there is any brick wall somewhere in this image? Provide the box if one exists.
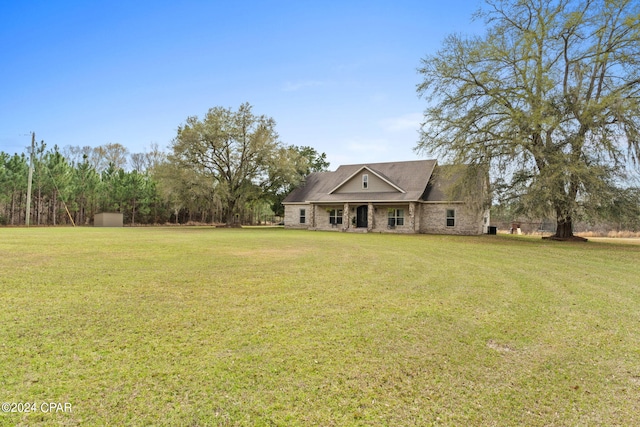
[284,204,311,229]
[286,202,489,235]
[418,203,487,235]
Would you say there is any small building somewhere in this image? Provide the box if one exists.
[282,159,490,235]
[94,212,123,227]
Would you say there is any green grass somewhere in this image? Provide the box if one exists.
[1,227,639,426]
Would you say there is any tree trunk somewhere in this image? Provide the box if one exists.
[37,187,42,225]
[18,191,24,224]
[10,192,16,225]
[79,197,85,225]
[52,190,57,226]
[131,198,136,226]
[555,216,573,238]
[225,199,240,226]
[225,209,235,226]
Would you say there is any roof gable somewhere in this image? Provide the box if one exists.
[329,166,405,194]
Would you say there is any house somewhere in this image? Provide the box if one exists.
[282,159,490,235]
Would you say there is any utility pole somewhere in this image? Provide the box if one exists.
[25,132,35,227]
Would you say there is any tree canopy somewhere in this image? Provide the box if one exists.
[416,0,640,238]
[267,145,330,216]
[169,103,318,225]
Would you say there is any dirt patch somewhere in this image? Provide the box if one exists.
[542,235,588,242]
[231,248,309,259]
[487,339,514,353]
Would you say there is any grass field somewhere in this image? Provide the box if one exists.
[1,227,639,426]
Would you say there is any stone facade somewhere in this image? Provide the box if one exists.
[284,204,311,229]
[418,203,489,235]
[283,202,489,235]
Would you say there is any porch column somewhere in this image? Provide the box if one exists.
[368,202,374,231]
[409,202,416,231]
[310,204,316,229]
[343,203,350,231]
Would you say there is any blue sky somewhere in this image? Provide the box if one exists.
[1,0,484,168]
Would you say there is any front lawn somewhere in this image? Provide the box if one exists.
[1,228,638,425]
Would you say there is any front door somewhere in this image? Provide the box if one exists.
[356,205,368,228]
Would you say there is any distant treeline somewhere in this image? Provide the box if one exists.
[0,142,274,226]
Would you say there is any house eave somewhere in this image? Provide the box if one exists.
[306,199,420,204]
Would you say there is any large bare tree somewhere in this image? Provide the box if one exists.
[417,0,640,238]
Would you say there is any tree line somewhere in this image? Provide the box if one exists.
[1,104,329,226]
[1,142,170,226]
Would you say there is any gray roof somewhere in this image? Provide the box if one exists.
[283,160,442,204]
[422,164,455,202]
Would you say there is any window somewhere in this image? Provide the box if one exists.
[446,209,455,227]
[388,208,405,227]
[329,209,343,225]
[300,209,306,224]
[362,174,368,189]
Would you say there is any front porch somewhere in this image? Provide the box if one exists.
[308,202,418,233]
